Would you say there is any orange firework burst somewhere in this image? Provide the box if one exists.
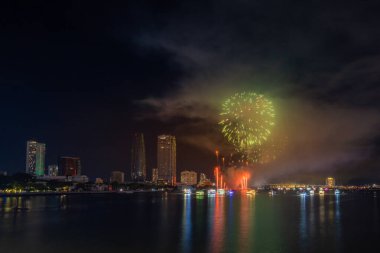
[223,168,251,190]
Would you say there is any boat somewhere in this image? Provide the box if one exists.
[299,192,307,197]
[334,189,341,195]
[227,190,234,196]
[217,189,225,195]
[319,189,325,195]
[268,190,275,196]
[309,190,315,195]
[183,189,191,195]
[246,189,256,195]
[207,189,216,196]
[118,190,134,194]
[196,190,204,196]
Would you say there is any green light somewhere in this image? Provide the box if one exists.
[219,92,275,152]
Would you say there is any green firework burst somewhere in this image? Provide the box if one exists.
[219,92,275,151]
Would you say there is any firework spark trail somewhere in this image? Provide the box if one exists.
[219,92,275,152]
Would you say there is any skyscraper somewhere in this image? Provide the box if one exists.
[59,156,81,176]
[198,173,212,187]
[130,133,146,181]
[26,140,46,176]
[326,177,335,188]
[180,170,197,185]
[157,135,176,185]
[48,164,59,176]
[152,168,158,183]
[110,171,125,184]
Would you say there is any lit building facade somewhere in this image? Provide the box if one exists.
[48,164,59,176]
[199,173,207,183]
[110,171,125,184]
[157,135,176,185]
[95,178,104,184]
[180,170,197,185]
[198,173,212,187]
[326,177,335,187]
[59,156,81,176]
[26,140,46,176]
[131,133,147,181]
[152,168,158,183]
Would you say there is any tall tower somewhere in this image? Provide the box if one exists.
[157,135,176,185]
[35,143,46,176]
[26,140,46,176]
[326,177,335,188]
[59,156,81,176]
[130,133,147,181]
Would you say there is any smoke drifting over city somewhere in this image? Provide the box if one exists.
[1,1,379,184]
[138,3,380,183]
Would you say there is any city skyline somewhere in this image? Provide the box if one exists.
[0,2,379,253]
[7,133,380,185]
[0,1,379,185]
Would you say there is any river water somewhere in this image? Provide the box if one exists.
[0,192,378,253]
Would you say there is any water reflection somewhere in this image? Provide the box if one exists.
[209,195,225,253]
[0,196,31,215]
[319,194,325,225]
[180,195,192,253]
[59,195,67,209]
[299,194,307,243]
[157,192,169,252]
[374,193,379,235]
[238,194,254,252]
[328,196,335,223]
[298,193,345,252]
[0,193,377,253]
[0,196,71,216]
[335,194,342,251]
[309,194,316,236]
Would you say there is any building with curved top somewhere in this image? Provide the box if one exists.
[131,133,146,181]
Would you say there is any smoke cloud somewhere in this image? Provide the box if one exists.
[135,2,380,184]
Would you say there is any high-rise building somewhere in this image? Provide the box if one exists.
[48,164,59,176]
[131,133,146,181]
[59,156,81,176]
[180,170,197,185]
[110,171,125,184]
[95,178,104,184]
[326,177,335,187]
[152,168,158,183]
[26,140,37,174]
[26,140,46,176]
[157,135,176,185]
[199,173,207,183]
[198,173,212,187]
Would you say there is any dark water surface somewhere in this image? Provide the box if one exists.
[0,192,379,253]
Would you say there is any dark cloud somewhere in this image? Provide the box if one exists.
[0,0,379,183]
[137,0,380,183]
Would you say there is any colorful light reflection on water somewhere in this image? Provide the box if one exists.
[0,193,378,253]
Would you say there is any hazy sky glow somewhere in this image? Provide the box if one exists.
[1,0,379,184]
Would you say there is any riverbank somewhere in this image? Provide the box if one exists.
[0,191,118,197]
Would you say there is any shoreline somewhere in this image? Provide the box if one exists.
[0,191,118,197]
[1,189,378,197]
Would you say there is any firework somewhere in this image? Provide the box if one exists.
[220,92,275,151]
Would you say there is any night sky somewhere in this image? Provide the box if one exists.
[1,0,379,184]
